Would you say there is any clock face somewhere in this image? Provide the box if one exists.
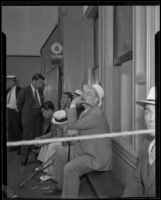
[51,42,63,55]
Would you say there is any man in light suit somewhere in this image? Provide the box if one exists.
[17,73,45,166]
[43,83,112,198]
[122,86,156,197]
[6,75,22,153]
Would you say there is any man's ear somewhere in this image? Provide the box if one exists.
[95,96,99,104]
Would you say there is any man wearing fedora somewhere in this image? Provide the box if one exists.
[44,83,112,198]
[122,86,156,197]
[6,75,22,153]
[17,73,45,166]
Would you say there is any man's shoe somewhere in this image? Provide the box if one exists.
[42,188,61,195]
[21,162,26,166]
[17,149,21,155]
[39,175,52,182]
[21,157,28,166]
[9,147,17,152]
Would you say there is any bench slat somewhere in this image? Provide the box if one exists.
[87,171,124,198]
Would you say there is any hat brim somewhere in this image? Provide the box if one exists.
[136,100,155,107]
[73,93,81,96]
[52,118,67,125]
[7,77,16,80]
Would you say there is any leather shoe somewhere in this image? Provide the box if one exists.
[21,157,28,166]
[42,188,61,195]
[9,147,17,152]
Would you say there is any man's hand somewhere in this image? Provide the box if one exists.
[35,137,42,147]
[15,108,20,112]
[65,129,78,145]
[67,129,78,137]
[71,97,83,105]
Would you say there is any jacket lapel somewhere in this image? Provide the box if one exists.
[79,106,97,119]
[142,144,155,192]
[79,108,91,119]
[146,159,155,190]
[29,85,35,101]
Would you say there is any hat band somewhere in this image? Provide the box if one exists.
[74,92,81,96]
[147,99,155,102]
[54,117,67,123]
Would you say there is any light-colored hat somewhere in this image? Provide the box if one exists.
[73,89,83,96]
[136,86,155,107]
[92,84,104,107]
[52,110,67,124]
[6,75,16,80]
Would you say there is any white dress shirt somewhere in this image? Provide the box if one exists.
[148,139,155,165]
[7,86,17,109]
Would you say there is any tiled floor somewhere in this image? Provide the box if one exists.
[6,150,96,199]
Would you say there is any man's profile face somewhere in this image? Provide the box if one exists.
[144,104,155,136]
[34,79,44,89]
[82,86,98,106]
[61,94,71,106]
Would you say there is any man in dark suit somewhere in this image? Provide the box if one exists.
[122,87,155,197]
[17,73,45,166]
[6,75,22,154]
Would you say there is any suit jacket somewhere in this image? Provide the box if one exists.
[122,139,155,197]
[17,85,44,126]
[67,106,112,171]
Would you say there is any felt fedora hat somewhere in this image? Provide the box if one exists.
[136,86,155,107]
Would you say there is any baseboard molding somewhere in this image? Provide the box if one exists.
[112,138,138,185]
[112,138,138,168]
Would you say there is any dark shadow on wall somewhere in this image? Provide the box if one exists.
[155,30,160,198]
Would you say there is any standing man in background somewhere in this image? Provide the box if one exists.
[17,73,45,166]
[6,75,22,154]
[60,92,73,110]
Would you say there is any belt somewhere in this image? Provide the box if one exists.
[7,108,16,111]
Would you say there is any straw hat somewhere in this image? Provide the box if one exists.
[6,75,16,80]
[52,110,67,124]
[136,86,155,107]
[73,89,83,97]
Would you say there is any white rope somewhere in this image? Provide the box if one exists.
[7,129,155,147]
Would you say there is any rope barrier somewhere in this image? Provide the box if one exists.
[7,129,155,147]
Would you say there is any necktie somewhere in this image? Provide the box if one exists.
[34,89,40,107]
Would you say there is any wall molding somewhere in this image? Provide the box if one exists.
[7,55,40,57]
[112,138,138,169]
[83,6,98,19]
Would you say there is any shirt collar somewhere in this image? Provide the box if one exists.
[148,139,155,155]
[31,83,35,90]
[10,85,16,90]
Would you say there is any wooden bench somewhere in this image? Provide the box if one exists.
[86,170,124,198]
